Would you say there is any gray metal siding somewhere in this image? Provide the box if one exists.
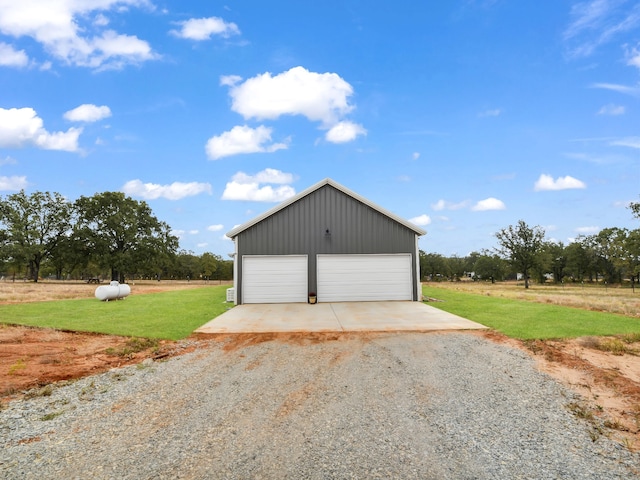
[235,185,419,302]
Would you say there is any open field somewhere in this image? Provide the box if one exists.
[422,284,640,340]
[0,279,232,304]
[425,280,640,318]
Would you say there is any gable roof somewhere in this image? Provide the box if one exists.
[226,178,427,239]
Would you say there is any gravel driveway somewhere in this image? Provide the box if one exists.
[2,332,639,479]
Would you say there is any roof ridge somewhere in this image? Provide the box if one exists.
[226,178,426,238]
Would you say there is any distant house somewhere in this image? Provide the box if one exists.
[226,178,426,304]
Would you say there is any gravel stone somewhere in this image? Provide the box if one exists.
[1,332,638,479]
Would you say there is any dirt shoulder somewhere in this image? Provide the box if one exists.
[479,330,640,450]
[0,325,178,399]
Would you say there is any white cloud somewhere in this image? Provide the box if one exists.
[64,104,111,123]
[0,175,28,191]
[563,151,623,165]
[197,242,208,248]
[231,168,294,185]
[325,121,366,143]
[626,43,640,69]
[563,1,640,57]
[172,229,200,238]
[170,17,240,40]
[0,1,158,70]
[431,200,446,211]
[597,104,625,115]
[0,42,28,67]
[409,214,431,226]
[207,224,224,232]
[575,226,600,234]
[471,197,506,211]
[220,74,242,87]
[478,108,502,117]
[591,82,640,96]
[222,168,296,202]
[564,0,613,41]
[412,152,420,160]
[121,179,212,200]
[0,107,81,152]
[431,199,469,211]
[534,174,587,191]
[224,66,355,126]
[205,125,289,160]
[222,182,295,202]
[0,155,17,165]
[93,14,109,27]
[610,137,640,149]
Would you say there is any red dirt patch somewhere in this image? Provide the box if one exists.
[197,331,374,353]
[0,325,175,401]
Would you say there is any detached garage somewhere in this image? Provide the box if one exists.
[226,178,426,304]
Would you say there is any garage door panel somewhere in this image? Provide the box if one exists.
[317,254,412,302]
[243,255,308,304]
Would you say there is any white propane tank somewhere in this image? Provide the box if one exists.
[95,281,131,301]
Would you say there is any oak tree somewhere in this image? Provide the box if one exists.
[75,192,178,283]
[495,220,545,289]
[0,190,73,282]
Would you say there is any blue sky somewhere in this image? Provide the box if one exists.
[1,0,639,257]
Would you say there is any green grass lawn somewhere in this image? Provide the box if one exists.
[424,285,640,340]
[0,286,231,340]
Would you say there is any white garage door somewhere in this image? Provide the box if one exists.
[242,255,308,304]
[317,254,413,302]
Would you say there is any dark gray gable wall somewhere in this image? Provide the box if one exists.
[235,184,420,302]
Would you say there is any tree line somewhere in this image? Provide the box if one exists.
[421,200,640,289]
[0,190,233,283]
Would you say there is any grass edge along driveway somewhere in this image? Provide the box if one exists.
[0,286,230,340]
[423,285,640,340]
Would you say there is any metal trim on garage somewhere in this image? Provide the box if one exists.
[317,254,413,302]
[242,255,308,304]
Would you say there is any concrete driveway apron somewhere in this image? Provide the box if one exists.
[195,301,486,334]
